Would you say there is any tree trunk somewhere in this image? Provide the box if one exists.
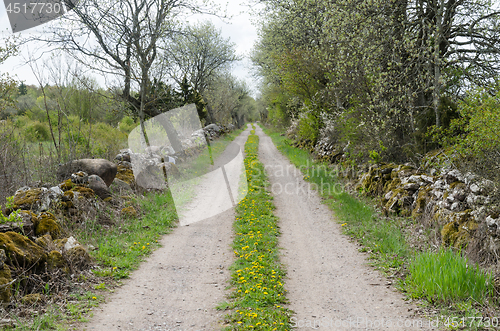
[205,103,216,124]
[433,0,445,128]
[154,114,184,153]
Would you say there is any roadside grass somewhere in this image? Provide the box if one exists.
[260,124,496,330]
[221,125,293,330]
[406,248,494,304]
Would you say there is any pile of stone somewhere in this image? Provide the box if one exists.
[356,163,498,251]
[113,123,232,190]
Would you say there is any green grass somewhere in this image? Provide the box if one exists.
[222,125,293,330]
[259,124,497,330]
[406,248,494,304]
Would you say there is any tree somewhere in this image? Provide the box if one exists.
[252,0,500,160]
[36,0,220,152]
[163,20,240,123]
[0,38,19,118]
[205,72,255,128]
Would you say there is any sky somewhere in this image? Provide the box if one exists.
[0,0,261,96]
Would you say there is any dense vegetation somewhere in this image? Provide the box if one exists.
[0,21,259,204]
[252,0,500,179]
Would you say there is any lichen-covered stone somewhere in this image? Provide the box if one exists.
[121,207,137,218]
[0,232,46,268]
[34,212,61,239]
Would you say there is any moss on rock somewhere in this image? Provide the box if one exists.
[46,250,69,274]
[116,165,135,185]
[0,232,46,267]
[439,210,476,248]
[34,212,61,239]
[13,188,43,210]
[60,179,74,191]
[121,207,137,218]
[71,186,95,199]
[412,186,432,219]
[35,234,53,251]
[0,265,12,303]
[21,293,42,305]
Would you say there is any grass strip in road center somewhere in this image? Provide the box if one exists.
[220,125,293,330]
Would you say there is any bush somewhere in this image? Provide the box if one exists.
[296,111,321,146]
[24,121,51,142]
[118,116,136,134]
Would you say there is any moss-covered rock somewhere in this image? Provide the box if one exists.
[116,165,135,185]
[383,178,402,194]
[65,246,91,270]
[0,232,46,267]
[59,179,74,191]
[412,186,432,219]
[35,234,54,251]
[71,186,96,199]
[439,210,476,248]
[46,250,69,274]
[12,188,44,211]
[34,212,61,239]
[21,293,42,305]
[121,207,137,218]
[0,265,12,303]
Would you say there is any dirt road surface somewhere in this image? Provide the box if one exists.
[85,125,437,330]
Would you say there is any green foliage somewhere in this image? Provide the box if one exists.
[253,0,500,163]
[24,120,50,142]
[405,249,494,304]
[0,208,21,225]
[118,116,136,134]
[296,111,321,146]
[456,88,500,156]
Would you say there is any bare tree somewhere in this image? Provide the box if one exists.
[163,20,240,123]
[34,0,220,152]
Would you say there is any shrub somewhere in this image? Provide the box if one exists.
[118,116,136,134]
[296,110,321,146]
[24,121,50,142]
